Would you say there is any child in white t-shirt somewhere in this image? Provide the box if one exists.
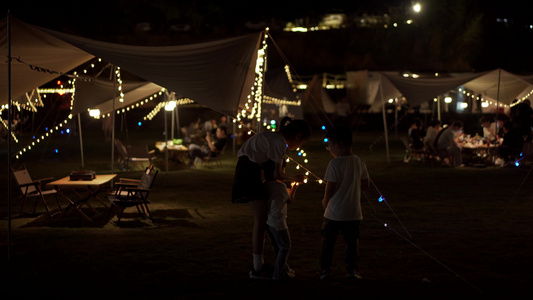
[320,126,370,280]
[264,160,299,280]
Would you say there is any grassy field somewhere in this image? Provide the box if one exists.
[1,127,533,299]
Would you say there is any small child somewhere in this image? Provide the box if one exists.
[264,160,300,280]
[320,126,370,280]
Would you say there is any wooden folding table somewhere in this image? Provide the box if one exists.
[47,174,117,222]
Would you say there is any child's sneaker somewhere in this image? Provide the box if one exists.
[273,270,295,280]
[249,263,273,280]
[346,270,363,279]
[320,270,332,280]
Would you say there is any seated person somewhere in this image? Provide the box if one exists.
[188,125,228,167]
[498,121,525,165]
[424,119,441,155]
[434,121,464,167]
[408,118,426,151]
[480,116,499,144]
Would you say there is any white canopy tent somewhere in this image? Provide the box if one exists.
[3,16,265,160]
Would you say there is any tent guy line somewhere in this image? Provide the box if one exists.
[362,192,483,294]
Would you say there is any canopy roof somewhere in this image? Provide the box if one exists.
[0,17,94,105]
[73,79,163,116]
[40,25,262,117]
[2,17,263,118]
[381,69,533,106]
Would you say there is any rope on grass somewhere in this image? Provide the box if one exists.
[385,222,483,294]
[363,193,483,294]
[368,179,413,240]
[502,163,533,215]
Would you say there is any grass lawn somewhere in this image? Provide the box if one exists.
[1,127,533,299]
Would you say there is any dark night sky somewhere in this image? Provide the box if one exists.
[3,0,533,73]
[3,0,531,35]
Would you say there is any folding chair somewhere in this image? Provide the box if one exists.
[11,164,61,217]
[201,143,227,168]
[107,165,158,225]
[401,137,426,163]
[115,139,155,170]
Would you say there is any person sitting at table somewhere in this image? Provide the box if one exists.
[424,119,440,144]
[423,119,441,158]
[498,121,525,166]
[408,118,426,151]
[187,125,228,168]
[434,121,465,167]
[181,117,203,144]
[480,116,499,144]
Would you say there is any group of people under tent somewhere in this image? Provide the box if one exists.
[406,100,533,167]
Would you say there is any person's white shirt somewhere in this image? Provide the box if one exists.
[483,122,497,141]
[265,180,290,231]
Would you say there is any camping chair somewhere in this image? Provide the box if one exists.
[115,139,156,170]
[107,165,158,225]
[11,164,61,217]
[401,137,427,163]
[201,142,227,168]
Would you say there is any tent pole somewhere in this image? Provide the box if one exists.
[111,66,116,175]
[171,106,175,140]
[394,99,398,137]
[379,75,390,163]
[437,96,441,121]
[497,68,501,116]
[7,10,12,262]
[175,105,180,139]
[164,108,169,172]
[78,113,84,167]
[233,119,236,156]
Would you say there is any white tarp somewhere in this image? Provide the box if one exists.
[381,71,490,107]
[39,24,262,117]
[73,79,163,116]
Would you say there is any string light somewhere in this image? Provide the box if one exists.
[15,58,107,159]
[236,31,268,123]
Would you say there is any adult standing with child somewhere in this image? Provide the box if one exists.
[231,117,311,279]
[320,126,370,280]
